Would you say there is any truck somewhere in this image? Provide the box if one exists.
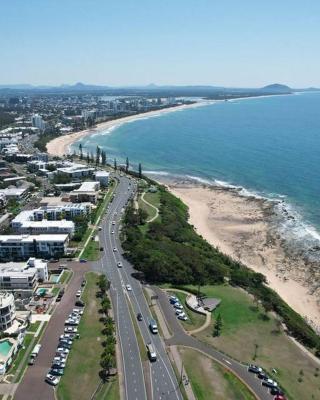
[149,319,158,334]
[28,343,42,365]
[146,343,157,362]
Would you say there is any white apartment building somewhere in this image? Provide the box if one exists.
[70,181,100,204]
[31,114,46,131]
[0,234,69,261]
[0,292,16,331]
[95,170,110,187]
[11,210,75,236]
[33,203,91,220]
[56,163,95,179]
[0,258,48,294]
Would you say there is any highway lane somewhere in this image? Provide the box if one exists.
[97,174,182,400]
[98,177,147,400]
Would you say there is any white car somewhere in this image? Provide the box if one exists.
[111,230,115,234]
[64,327,78,333]
[173,303,183,310]
[53,355,67,364]
[117,261,123,268]
[113,248,117,252]
[178,314,188,321]
[76,290,82,298]
[126,284,132,291]
[56,347,69,355]
[112,221,116,225]
[72,308,83,315]
[175,309,184,316]
[98,226,102,231]
[46,373,59,386]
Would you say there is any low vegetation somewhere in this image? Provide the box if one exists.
[122,181,320,352]
[179,347,255,400]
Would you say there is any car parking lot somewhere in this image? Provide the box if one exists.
[14,262,87,400]
[247,364,287,399]
[168,295,189,322]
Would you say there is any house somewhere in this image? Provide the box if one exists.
[69,181,100,204]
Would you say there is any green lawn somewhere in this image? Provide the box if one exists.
[179,347,255,400]
[57,272,113,400]
[167,290,205,331]
[9,334,34,377]
[52,287,60,296]
[95,376,119,400]
[138,191,161,223]
[59,270,73,285]
[27,321,41,333]
[182,284,320,400]
[80,238,101,261]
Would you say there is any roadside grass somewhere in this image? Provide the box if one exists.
[182,284,320,400]
[59,270,73,285]
[9,334,33,377]
[27,320,41,333]
[95,376,119,400]
[57,272,106,400]
[52,286,60,296]
[167,290,205,331]
[138,192,160,222]
[80,238,101,261]
[179,347,255,400]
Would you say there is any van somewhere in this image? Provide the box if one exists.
[149,319,158,334]
[146,343,157,362]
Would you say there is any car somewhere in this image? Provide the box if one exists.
[117,261,123,268]
[98,226,102,231]
[72,308,83,315]
[262,379,278,388]
[248,364,262,374]
[113,247,117,252]
[64,326,78,333]
[178,314,188,321]
[112,221,116,225]
[45,373,59,386]
[59,342,72,350]
[79,258,87,263]
[53,355,67,364]
[100,247,104,251]
[137,313,143,321]
[65,319,79,326]
[52,362,66,369]
[75,300,85,307]
[270,387,284,396]
[258,372,268,380]
[56,347,69,354]
[274,396,287,400]
[28,356,35,365]
[173,303,183,310]
[76,290,82,297]
[126,284,132,291]
[175,309,184,315]
[50,368,64,376]
[59,264,67,270]
[81,279,86,287]
[111,230,115,234]
[59,338,72,345]
[169,296,179,304]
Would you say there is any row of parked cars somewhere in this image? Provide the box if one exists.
[168,295,189,321]
[248,364,287,399]
[45,282,86,386]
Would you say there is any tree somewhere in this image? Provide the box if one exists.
[86,152,90,164]
[79,143,83,160]
[100,353,115,377]
[114,158,117,170]
[138,163,142,178]
[101,150,107,166]
[96,146,101,165]
[213,313,222,337]
[90,151,94,164]
[126,157,129,172]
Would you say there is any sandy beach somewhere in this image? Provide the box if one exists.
[46,101,213,157]
[162,179,320,330]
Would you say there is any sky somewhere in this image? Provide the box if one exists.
[0,0,319,88]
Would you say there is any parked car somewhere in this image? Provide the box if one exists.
[53,355,67,364]
[65,319,79,326]
[81,280,86,287]
[169,296,179,304]
[262,379,278,388]
[100,247,104,251]
[175,309,184,315]
[64,326,78,333]
[28,356,35,365]
[178,314,188,321]
[75,300,85,307]
[173,303,183,310]
[270,388,284,396]
[76,290,82,298]
[45,373,59,386]
[50,368,64,376]
[137,313,143,321]
[274,395,287,400]
[52,361,66,369]
[79,258,87,263]
[56,347,69,355]
[258,372,268,380]
[248,364,262,374]
[72,308,83,315]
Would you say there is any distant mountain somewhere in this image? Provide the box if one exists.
[260,83,292,93]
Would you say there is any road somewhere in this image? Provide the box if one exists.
[15,263,87,400]
[95,174,182,400]
[153,286,273,400]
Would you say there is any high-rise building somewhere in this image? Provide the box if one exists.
[31,114,46,131]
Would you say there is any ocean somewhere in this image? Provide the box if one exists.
[73,92,320,252]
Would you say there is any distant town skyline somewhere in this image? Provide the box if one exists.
[1,0,319,87]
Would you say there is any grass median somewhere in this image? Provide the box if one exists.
[57,272,118,400]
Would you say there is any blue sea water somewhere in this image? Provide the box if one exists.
[74,92,320,249]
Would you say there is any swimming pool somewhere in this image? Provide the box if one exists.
[49,274,60,283]
[0,340,13,357]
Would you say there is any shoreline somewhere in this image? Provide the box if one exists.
[46,101,215,157]
[155,175,320,331]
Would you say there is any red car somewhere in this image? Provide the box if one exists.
[274,395,287,400]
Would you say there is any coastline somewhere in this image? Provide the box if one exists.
[156,176,320,330]
[46,101,214,157]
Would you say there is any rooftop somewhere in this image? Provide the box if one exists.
[0,234,69,243]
